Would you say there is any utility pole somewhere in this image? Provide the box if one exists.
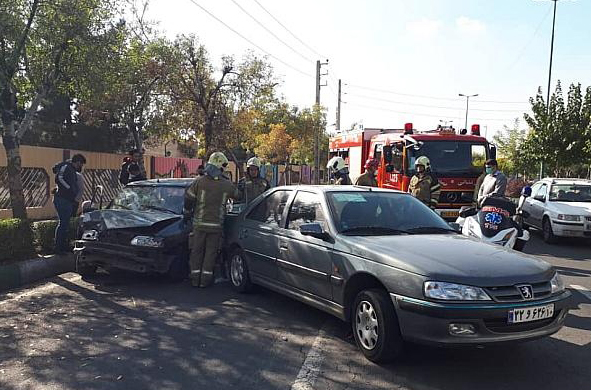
[546,0,558,114]
[336,79,342,132]
[314,59,328,184]
[459,93,479,131]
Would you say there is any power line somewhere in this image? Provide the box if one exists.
[345,102,518,122]
[346,93,527,113]
[346,83,530,105]
[229,0,314,63]
[186,0,314,78]
[252,0,325,59]
[506,4,553,72]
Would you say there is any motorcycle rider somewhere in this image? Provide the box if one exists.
[354,158,378,187]
[238,157,270,204]
[408,156,441,209]
[327,156,351,185]
[184,152,240,288]
[477,159,507,207]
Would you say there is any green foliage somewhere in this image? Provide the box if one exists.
[524,81,591,177]
[33,218,79,253]
[0,219,35,263]
[492,118,531,176]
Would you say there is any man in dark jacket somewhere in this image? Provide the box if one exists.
[53,154,86,254]
[119,149,142,185]
[127,163,147,183]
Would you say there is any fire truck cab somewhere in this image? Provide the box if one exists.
[329,123,496,220]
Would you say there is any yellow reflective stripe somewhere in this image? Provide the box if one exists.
[195,222,222,227]
[219,193,228,220]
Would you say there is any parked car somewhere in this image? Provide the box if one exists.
[521,178,591,243]
[74,179,193,281]
[224,185,573,363]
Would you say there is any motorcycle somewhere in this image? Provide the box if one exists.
[456,191,531,251]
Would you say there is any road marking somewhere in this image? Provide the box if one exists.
[0,274,81,306]
[291,326,328,390]
[570,285,591,301]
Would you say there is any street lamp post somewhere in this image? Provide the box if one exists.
[459,93,479,131]
[546,0,559,114]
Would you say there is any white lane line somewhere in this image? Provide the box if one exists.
[291,326,328,390]
[0,274,81,306]
[570,285,591,301]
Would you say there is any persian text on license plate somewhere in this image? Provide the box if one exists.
[441,211,459,218]
[508,304,554,324]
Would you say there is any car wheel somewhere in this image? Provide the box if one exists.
[75,255,97,277]
[229,248,253,293]
[352,289,403,363]
[167,252,189,282]
[542,217,558,244]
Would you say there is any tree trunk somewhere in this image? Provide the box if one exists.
[2,130,27,219]
[129,122,147,177]
[204,119,214,158]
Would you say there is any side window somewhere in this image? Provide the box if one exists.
[246,190,291,226]
[471,144,487,168]
[530,183,542,197]
[391,144,403,172]
[374,144,383,163]
[287,192,327,232]
[536,184,548,199]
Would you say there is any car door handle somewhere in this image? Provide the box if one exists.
[279,245,288,251]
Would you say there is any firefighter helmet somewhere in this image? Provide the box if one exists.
[327,156,347,171]
[247,157,262,168]
[415,156,431,169]
[364,158,379,169]
[208,152,229,168]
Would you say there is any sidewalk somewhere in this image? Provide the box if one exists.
[0,255,75,292]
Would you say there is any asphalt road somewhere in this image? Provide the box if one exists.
[1,232,590,390]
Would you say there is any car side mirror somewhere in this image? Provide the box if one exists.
[459,206,477,218]
[382,145,393,163]
[91,185,105,210]
[299,223,330,240]
[490,145,497,160]
[448,222,461,233]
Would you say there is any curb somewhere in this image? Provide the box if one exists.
[0,255,75,292]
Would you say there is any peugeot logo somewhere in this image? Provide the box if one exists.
[517,285,534,300]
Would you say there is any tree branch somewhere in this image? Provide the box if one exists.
[8,0,41,80]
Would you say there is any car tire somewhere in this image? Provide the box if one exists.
[542,217,558,244]
[75,256,97,277]
[229,248,253,293]
[167,251,189,282]
[352,289,403,364]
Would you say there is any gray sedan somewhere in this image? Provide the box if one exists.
[224,186,573,363]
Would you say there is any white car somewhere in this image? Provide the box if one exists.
[521,178,591,243]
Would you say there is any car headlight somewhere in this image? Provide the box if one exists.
[424,281,491,301]
[557,214,580,221]
[550,273,565,294]
[82,229,98,241]
[130,236,163,248]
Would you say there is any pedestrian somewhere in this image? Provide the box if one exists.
[127,163,147,183]
[184,152,240,288]
[238,157,270,204]
[326,156,351,185]
[52,154,86,254]
[119,149,143,185]
[408,156,441,209]
[473,164,487,207]
[354,158,379,187]
[477,159,507,207]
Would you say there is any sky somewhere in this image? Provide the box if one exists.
[146,0,591,140]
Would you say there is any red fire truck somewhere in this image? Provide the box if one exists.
[328,123,496,220]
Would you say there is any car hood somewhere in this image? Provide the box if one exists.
[339,234,553,286]
[83,209,181,231]
[548,201,591,215]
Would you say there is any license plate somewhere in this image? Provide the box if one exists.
[441,211,459,218]
[508,304,554,324]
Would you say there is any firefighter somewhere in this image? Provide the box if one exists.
[327,156,351,185]
[354,158,378,187]
[238,157,270,204]
[408,156,441,209]
[184,152,240,288]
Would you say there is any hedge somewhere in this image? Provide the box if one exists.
[0,219,35,263]
[0,218,80,263]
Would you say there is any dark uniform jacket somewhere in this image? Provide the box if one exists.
[237,177,270,204]
[354,171,378,187]
[184,174,240,232]
[409,173,441,208]
[52,161,79,203]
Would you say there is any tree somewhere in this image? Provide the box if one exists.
[524,81,591,177]
[492,118,529,176]
[0,0,120,218]
[254,123,293,164]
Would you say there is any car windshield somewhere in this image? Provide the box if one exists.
[327,191,454,235]
[549,184,591,202]
[111,186,186,214]
[408,141,488,177]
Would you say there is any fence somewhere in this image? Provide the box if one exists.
[1,145,326,220]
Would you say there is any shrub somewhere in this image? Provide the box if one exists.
[0,219,35,263]
[506,178,528,198]
[33,218,80,254]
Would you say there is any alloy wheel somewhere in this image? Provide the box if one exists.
[230,254,245,287]
[355,300,379,350]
